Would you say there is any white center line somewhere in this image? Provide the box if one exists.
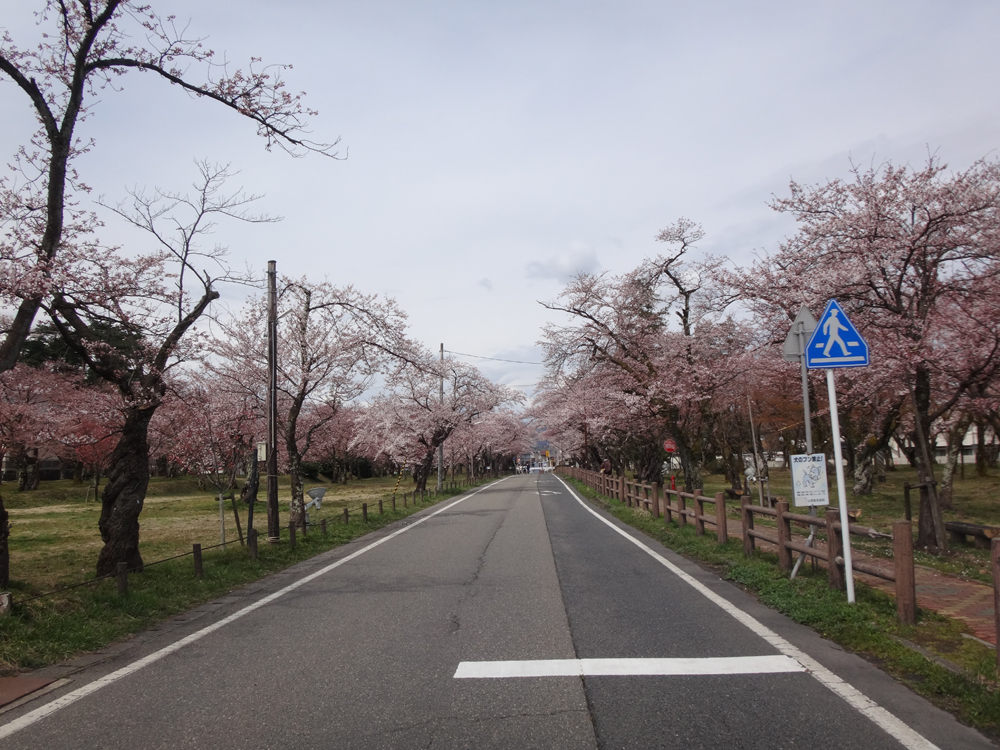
[455,655,805,678]
[554,475,940,750]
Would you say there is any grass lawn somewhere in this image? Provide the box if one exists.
[1,473,477,674]
[5,474,412,592]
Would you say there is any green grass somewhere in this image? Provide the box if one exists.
[0,474,492,674]
[562,475,1000,737]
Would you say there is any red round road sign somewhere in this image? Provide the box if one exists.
[663,439,677,453]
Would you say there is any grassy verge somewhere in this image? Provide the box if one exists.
[0,476,494,674]
[562,475,1000,737]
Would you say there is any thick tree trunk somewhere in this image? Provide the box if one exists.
[25,448,39,491]
[287,452,305,529]
[911,374,947,551]
[678,440,702,492]
[413,451,435,492]
[852,455,875,496]
[96,407,153,575]
[720,438,742,491]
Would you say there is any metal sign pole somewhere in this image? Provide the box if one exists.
[790,320,817,579]
[796,299,867,601]
[826,368,856,603]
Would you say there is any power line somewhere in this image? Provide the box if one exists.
[445,349,542,365]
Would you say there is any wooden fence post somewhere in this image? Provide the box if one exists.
[893,520,916,625]
[741,496,754,556]
[650,484,660,518]
[826,509,844,590]
[403,492,408,507]
[193,543,203,578]
[776,500,791,571]
[117,562,128,596]
[715,492,728,544]
[379,499,384,515]
[392,495,397,512]
[289,522,296,549]
[249,529,258,561]
[694,490,705,535]
[321,519,327,537]
[363,503,368,523]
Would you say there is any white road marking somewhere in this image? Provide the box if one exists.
[0,478,510,741]
[555,475,941,750]
[455,655,804,678]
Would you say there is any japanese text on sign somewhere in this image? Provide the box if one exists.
[791,454,830,507]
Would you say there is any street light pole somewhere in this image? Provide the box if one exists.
[437,342,444,492]
[266,260,280,542]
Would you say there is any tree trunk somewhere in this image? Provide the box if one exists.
[25,448,39,491]
[975,419,988,476]
[287,450,305,529]
[413,451,435,492]
[677,439,702,492]
[720,438,742,491]
[15,448,27,492]
[852,455,875,496]
[96,407,153,575]
[938,419,970,510]
[911,376,947,551]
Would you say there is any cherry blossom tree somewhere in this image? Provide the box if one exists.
[0,0,334,578]
[716,156,1000,550]
[352,354,524,491]
[212,278,413,528]
[44,162,272,574]
[0,0,336,371]
[161,372,258,497]
[538,220,751,489]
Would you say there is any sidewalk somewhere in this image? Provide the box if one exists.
[724,517,997,645]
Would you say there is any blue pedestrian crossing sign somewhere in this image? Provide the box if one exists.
[805,299,869,369]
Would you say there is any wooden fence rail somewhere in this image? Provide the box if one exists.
[556,466,914,625]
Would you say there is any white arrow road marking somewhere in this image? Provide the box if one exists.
[455,655,805,678]
[553,475,940,750]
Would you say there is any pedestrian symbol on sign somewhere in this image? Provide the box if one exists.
[805,300,869,370]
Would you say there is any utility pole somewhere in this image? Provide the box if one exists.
[437,342,444,492]
[266,260,280,542]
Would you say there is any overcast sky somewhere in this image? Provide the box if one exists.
[3,1,1000,395]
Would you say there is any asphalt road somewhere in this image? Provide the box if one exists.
[0,474,992,749]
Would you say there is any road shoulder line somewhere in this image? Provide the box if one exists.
[0,478,510,741]
[555,475,940,750]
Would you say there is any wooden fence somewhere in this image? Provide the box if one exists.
[556,466,916,625]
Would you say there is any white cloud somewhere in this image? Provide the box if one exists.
[526,246,601,283]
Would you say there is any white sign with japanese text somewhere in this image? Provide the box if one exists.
[791,454,830,507]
